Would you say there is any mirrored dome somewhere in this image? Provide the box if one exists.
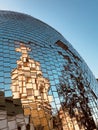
[0,10,97,130]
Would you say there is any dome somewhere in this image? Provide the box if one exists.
[0,10,97,130]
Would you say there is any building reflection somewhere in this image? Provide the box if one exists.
[0,11,97,130]
[0,43,97,130]
[11,43,53,130]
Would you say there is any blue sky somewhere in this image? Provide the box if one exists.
[0,0,98,78]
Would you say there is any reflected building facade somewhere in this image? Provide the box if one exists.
[0,10,97,130]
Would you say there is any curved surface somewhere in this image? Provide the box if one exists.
[0,10,97,130]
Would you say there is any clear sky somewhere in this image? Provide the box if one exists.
[0,0,98,78]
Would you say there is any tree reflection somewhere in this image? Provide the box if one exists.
[57,64,97,130]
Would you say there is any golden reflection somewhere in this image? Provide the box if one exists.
[11,43,53,130]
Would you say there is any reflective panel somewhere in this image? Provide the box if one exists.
[0,10,97,130]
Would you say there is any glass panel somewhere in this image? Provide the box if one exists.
[0,11,97,130]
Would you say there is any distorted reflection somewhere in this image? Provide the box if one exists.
[11,43,53,130]
[0,42,97,130]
